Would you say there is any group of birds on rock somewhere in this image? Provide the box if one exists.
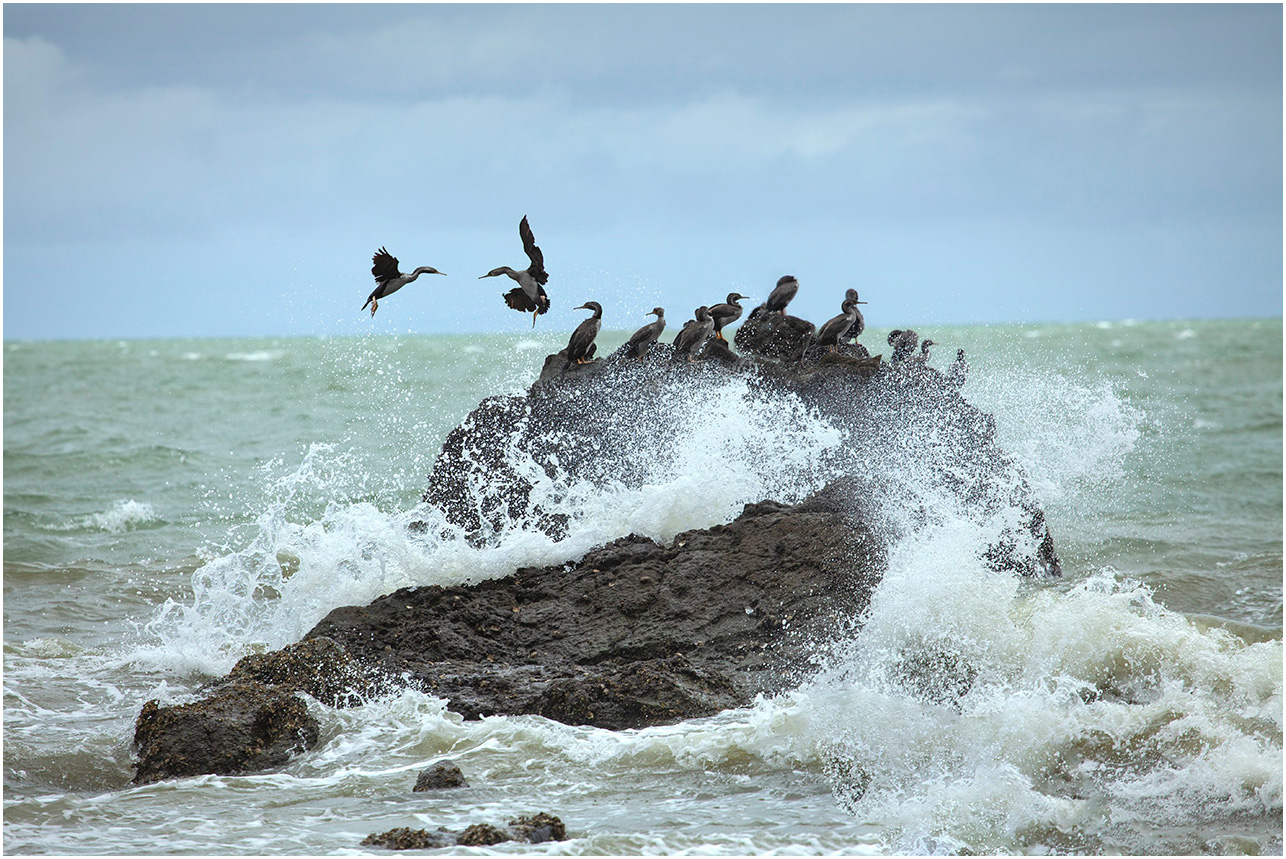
[363,218,966,386]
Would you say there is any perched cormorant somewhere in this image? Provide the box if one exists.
[843,288,868,340]
[479,215,550,327]
[949,349,969,387]
[363,247,444,316]
[815,298,860,353]
[566,301,603,365]
[913,339,936,364]
[626,307,666,358]
[887,329,920,364]
[673,306,714,361]
[765,276,799,315]
[708,293,748,341]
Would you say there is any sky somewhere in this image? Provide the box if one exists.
[4,3,1282,341]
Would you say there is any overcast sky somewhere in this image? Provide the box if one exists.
[4,3,1282,341]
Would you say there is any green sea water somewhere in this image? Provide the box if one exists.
[3,318,1281,854]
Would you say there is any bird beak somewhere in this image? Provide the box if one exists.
[855,301,867,304]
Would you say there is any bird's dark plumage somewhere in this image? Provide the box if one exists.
[815,299,860,353]
[843,288,868,340]
[566,301,603,365]
[626,307,666,358]
[950,348,969,387]
[363,247,445,316]
[709,292,748,341]
[765,276,799,314]
[888,329,919,364]
[673,306,714,360]
[482,215,551,326]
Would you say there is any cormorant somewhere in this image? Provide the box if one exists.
[673,306,714,361]
[708,292,748,341]
[479,215,550,327]
[913,339,936,364]
[626,307,666,358]
[843,288,868,340]
[765,276,799,315]
[949,349,969,387]
[364,247,444,316]
[887,329,919,364]
[566,301,603,365]
[815,298,860,353]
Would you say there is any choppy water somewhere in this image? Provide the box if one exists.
[4,318,1281,855]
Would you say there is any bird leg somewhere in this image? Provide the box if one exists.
[532,310,538,328]
[370,299,378,317]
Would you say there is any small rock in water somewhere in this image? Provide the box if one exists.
[508,812,568,843]
[413,762,468,791]
[361,827,454,850]
[456,823,509,846]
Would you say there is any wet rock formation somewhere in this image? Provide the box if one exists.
[361,815,566,850]
[310,485,882,729]
[132,683,319,785]
[130,320,1062,782]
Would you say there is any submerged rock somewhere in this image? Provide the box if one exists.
[413,762,468,791]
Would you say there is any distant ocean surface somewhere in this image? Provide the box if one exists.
[4,318,1281,855]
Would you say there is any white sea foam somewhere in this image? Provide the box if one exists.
[86,499,160,533]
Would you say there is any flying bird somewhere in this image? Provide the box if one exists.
[765,276,799,315]
[626,307,666,358]
[708,293,749,342]
[480,215,550,327]
[363,247,444,316]
[566,301,603,365]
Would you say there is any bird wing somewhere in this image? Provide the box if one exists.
[371,247,401,285]
[519,216,548,285]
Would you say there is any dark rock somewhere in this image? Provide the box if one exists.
[361,827,455,850]
[132,683,319,785]
[225,636,378,707]
[508,812,567,843]
[413,762,468,791]
[308,486,882,729]
[734,304,817,362]
[456,823,509,846]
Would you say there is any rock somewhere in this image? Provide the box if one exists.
[362,815,566,850]
[413,763,468,791]
[508,812,567,843]
[307,485,882,729]
[734,304,817,362]
[425,329,1061,577]
[225,636,379,707]
[456,823,509,846]
[132,683,319,785]
[361,827,454,850]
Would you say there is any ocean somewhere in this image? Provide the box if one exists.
[3,317,1281,855]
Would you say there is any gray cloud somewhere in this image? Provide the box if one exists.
[3,4,1280,340]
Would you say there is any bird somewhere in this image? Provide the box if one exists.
[708,293,749,342]
[949,349,969,387]
[913,339,936,364]
[363,247,445,316]
[843,288,868,341]
[566,302,603,365]
[815,298,861,353]
[887,329,920,364]
[626,308,666,358]
[479,215,550,327]
[672,306,714,361]
[765,276,799,315]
